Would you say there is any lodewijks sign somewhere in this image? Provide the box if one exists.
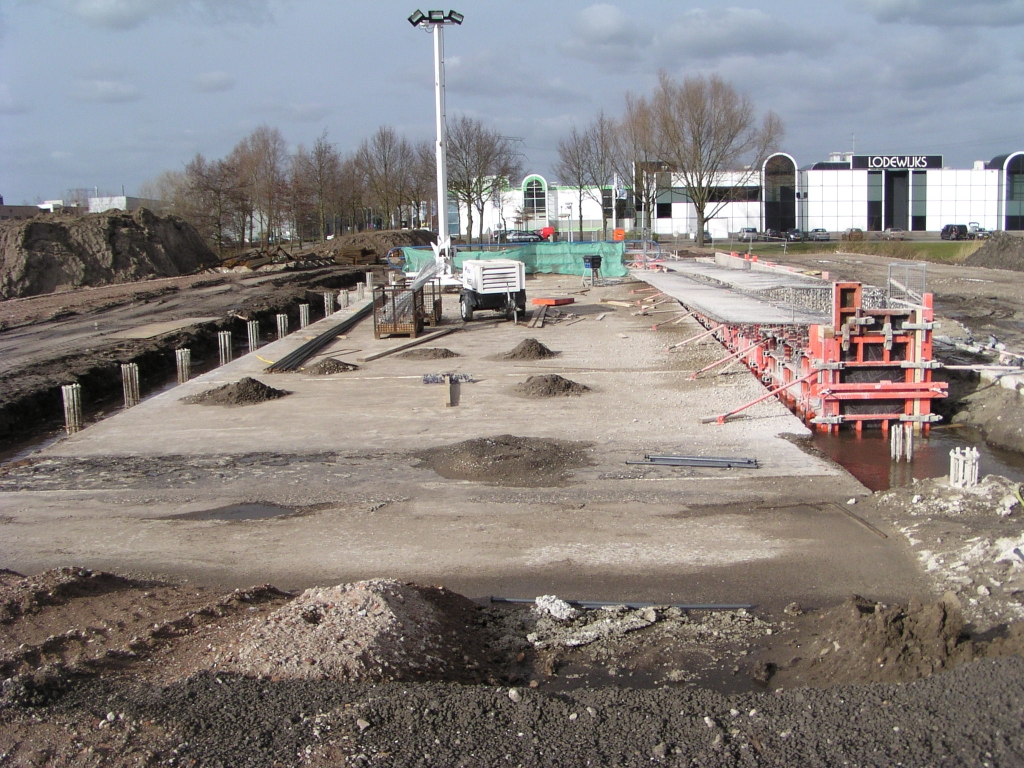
[852,155,943,170]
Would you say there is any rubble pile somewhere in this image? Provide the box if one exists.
[225,579,494,682]
[877,474,1024,627]
[502,338,558,360]
[964,232,1024,272]
[305,358,358,375]
[0,209,216,299]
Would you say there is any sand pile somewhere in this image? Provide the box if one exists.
[226,579,493,682]
[413,434,592,487]
[398,348,460,360]
[515,374,590,398]
[502,338,558,360]
[964,233,1024,271]
[0,209,216,299]
[181,377,289,406]
[305,358,358,374]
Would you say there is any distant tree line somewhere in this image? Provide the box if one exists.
[143,119,520,257]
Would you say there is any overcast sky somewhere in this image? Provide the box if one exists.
[2,0,1023,204]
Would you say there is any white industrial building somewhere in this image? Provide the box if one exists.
[458,150,1024,240]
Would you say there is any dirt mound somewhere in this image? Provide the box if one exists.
[398,347,460,360]
[502,338,558,360]
[316,229,436,264]
[413,434,592,487]
[181,377,290,406]
[949,383,1024,452]
[305,358,358,375]
[0,208,216,299]
[964,232,1024,271]
[226,579,494,683]
[515,374,590,398]
[0,567,139,625]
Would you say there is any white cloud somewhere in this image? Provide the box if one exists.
[193,71,236,93]
[854,0,1024,26]
[74,78,141,102]
[0,83,29,115]
[52,0,274,30]
[654,7,822,61]
[562,3,650,67]
[447,49,588,105]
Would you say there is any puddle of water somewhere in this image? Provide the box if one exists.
[168,502,296,521]
[811,425,1024,492]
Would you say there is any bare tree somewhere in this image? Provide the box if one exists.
[612,93,662,238]
[582,112,617,239]
[554,125,591,239]
[447,116,522,242]
[408,140,436,230]
[337,153,367,232]
[357,126,414,229]
[649,72,782,246]
[239,125,289,248]
[183,155,240,256]
[296,130,342,242]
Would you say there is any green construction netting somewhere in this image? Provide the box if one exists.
[399,242,628,277]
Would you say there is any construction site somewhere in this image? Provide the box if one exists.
[3,216,1024,766]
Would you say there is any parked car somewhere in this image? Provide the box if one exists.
[785,228,804,242]
[496,229,543,243]
[968,222,990,239]
[738,227,758,242]
[764,229,781,240]
[941,224,969,241]
[882,228,909,241]
[842,228,866,241]
[808,228,831,241]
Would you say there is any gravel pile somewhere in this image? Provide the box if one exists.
[515,374,590,397]
[502,338,558,360]
[225,579,496,683]
[180,377,290,407]
[304,358,358,375]
[964,232,1024,271]
[397,347,459,360]
[876,474,1024,628]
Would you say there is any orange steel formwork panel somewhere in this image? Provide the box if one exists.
[683,278,946,432]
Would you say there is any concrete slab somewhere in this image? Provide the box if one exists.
[636,262,829,325]
[0,275,928,608]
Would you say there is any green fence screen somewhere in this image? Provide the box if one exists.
[400,242,628,277]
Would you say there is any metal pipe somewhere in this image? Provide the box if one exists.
[488,597,753,611]
[276,313,288,339]
[690,340,768,380]
[218,331,232,366]
[704,368,820,425]
[175,348,191,384]
[121,363,140,408]
[299,304,310,329]
[62,383,83,435]
[266,302,373,373]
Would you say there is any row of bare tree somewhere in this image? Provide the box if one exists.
[144,117,521,255]
[555,72,783,245]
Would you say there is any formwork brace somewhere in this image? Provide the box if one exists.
[690,340,769,380]
[668,323,725,351]
[704,369,820,425]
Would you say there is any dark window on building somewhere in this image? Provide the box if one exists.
[867,171,883,232]
[601,188,614,221]
[524,178,546,218]
[1008,155,1024,231]
[707,186,760,203]
[764,155,797,232]
[656,203,672,219]
[911,171,927,231]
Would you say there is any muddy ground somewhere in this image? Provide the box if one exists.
[0,266,371,445]
[3,254,1024,765]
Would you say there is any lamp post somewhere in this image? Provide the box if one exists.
[408,9,463,254]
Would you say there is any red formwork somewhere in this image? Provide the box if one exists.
[693,279,946,432]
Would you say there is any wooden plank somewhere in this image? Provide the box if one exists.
[531,297,575,306]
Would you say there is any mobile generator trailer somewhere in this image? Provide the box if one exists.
[459,259,527,322]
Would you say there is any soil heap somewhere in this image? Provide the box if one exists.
[316,229,436,264]
[413,434,592,487]
[0,209,216,299]
[180,377,289,406]
[305,358,358,374]
[502,338,558,360]
[397,347,459,360]
[226,579,494,682]
[515,374,591,397]
[964,232,1024,271]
